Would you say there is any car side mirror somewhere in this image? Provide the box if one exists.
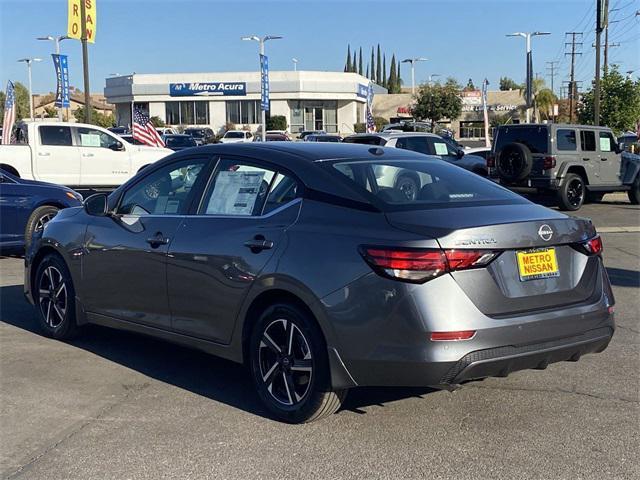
[457,149,465,159]
[616,142,625,154]
[84,193,109,216]
[109,141,125,151]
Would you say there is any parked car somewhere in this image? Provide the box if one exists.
[219,130,253,144]
[162,134,198,151]
[618,131,639,154]
[156,127,177,136]
[304,134,342,142]
[298,130,326,140]
[0,122,172,189]
[253,134,291,142]
[381,121,431,133]
[489,123,640,210]
[343,132,488,176]
[464,147,491,159]
[120,134,147,146]
[25,143,614,423]
[108,126,129,135]
[184,127,215,146]
[0,168,82,250]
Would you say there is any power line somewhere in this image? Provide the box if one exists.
[565,32,583,121]
[546,61,560,94]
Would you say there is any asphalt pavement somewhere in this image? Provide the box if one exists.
[0,197,638,480]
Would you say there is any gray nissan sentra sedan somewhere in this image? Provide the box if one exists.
[24,143,615,423]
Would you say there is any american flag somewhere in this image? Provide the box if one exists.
[132,108,165,147]
[366,82,376,133]
[2,81,16,145]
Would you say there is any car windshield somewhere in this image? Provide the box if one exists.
[186,129,205,138]
[494,126,549,154]
[225,131,245,138]
[166,136,196,147]
[325,159,526,211]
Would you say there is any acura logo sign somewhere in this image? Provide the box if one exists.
[538,224,553,241]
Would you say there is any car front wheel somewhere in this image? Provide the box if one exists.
[25,205,59,251]
[249,303,346,423]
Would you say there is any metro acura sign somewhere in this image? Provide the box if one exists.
[169,82,247,97]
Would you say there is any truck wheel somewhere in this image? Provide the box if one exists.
[25,205,59,251]
[628,176,640,205]
[558,173,585,211]
[0,164,20,177]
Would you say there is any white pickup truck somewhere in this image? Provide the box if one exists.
[0,122,173,189]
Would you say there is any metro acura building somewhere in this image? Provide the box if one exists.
[104,71,385,135]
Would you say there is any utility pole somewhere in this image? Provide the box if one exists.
[546,61,559,95]
[401,57,428,95]
[595,0,608,126]
[37,35,70,121]
[593,40,620,75]
[565,32,582,122]
[80,0,91,123]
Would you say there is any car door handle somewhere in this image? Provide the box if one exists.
[146,232,170,248]
[244,236,274,252]
[38,152,50,156]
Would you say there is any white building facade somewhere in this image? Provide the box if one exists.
[104,71,385,135]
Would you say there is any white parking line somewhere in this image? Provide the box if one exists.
[598,226,640,233]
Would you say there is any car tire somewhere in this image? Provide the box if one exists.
[496,142,533,183]
[25,205,59,252]
[0,164,20,177]
[558,173,585,211]
[34,254,79,340]
[249,303,346,423]
[628,175,640,205]
[395,174,419,201]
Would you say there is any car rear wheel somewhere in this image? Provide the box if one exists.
[34,254,79,339]
[25,205,59,251]
[628,175,640,205]
[249,303,346,423]
[558,173,585,211]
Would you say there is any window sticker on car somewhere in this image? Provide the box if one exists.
[206,171,265,215]
[434,142,448,155]
[80,133,101,147]
[599,136,611,152]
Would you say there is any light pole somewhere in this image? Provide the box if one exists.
[507,31,550,123]
[428,73,440,85]
[292,58,298,71]
[37,35,70,121]
[401,57,427,94]
[242,35,283,141]
[17,58,42,120]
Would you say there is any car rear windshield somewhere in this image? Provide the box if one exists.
[225,131,245,138]
[494,126,549,154]
[325,159,526,211]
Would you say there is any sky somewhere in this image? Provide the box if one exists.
[0,0,638,96]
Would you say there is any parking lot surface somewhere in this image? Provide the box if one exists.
[1,198,638,480]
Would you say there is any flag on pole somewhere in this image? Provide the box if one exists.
[482,78,490,148]
[132,108,165,147]
[366,83,376,133]
[2,81,16,145]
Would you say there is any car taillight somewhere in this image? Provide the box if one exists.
[360,247,500,283]
[486,155,495,168]
[583,235,603,255]
[543,156,557,170]
[430,330,476,341]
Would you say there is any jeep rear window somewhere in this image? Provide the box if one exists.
[494,126,549,154]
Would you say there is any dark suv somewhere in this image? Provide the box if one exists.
[489,123,640,210]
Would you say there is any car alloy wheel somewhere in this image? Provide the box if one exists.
[396,176,418,201]
[38,266,68,328]
[566,177,584,207]
[258,318,313,406]
[34,212,56,232]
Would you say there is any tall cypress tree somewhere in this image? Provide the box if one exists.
[370,47,375,80]
[352,51,357,73]
[388,55,397,93]
[366,63,369,79]
[382,54,387,88]
[358,47,364,76]
[397,62,402,91]
[345,45,352,73]
[376,44,382,84]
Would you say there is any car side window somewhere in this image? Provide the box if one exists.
[117,159,207,215]
[40,126,72,146]
[263,173,299,214]
[396,137,430,155]
[599,131,615,152]
[557,129,577,151]
[76,127,120,149]
[580,131,596,151]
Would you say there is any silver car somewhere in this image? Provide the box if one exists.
[25,143,614,423]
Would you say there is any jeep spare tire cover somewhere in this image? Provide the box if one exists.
[496,142,533,183]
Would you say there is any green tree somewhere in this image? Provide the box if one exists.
[578,66,640,133]
[376,44,382,85]
[397,62,402,89]
[344,45,352,72]
[411,81,463,132]
[499,76,523,91]
[266,115,287,131]
[358,47,363,76]
[388,55,398,93]
[43,106,58,118]
[352,51,357,73]
[382,54,387,88]
[0,82,30,123]
[149,116,165,127]
[365,63,369,79]
[464,78,476,91]
[73,106,115,128]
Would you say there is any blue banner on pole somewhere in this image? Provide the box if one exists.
[260,54,270,112]
[52,54,70,108]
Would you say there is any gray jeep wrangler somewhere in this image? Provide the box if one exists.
[489,123,640,210]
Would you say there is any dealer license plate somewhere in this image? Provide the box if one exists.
[516,248,560,281]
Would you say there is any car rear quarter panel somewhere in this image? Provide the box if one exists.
[0,145,33,178]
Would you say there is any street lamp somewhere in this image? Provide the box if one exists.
[17,58,42,120]
[507,31,550,122]
[428,73,441,85]
[37,35,70,121]
[401,57,427,94]
[292,58,298,71]
[241,34,283,141]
